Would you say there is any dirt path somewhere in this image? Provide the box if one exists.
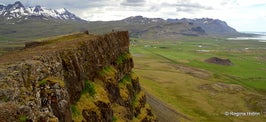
[143,89,191,122]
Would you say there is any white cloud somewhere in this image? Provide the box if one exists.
[121,0,146,6]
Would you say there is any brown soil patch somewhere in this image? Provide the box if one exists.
[175,65,211,79]
[205,57,233,66]
[198,82,245,94]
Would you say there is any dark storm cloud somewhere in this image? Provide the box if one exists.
[120,0,146,6]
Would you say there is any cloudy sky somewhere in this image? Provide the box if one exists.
[1,0,266,32]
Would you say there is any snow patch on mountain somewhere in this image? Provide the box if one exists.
[0,1,84,21]
[56,8,67,14]
[122,16,165,24]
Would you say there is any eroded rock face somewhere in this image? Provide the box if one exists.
[0,31,156,121]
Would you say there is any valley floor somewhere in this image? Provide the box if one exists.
[130,36,266,122]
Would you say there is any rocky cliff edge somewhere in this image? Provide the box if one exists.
[0,31,157,122]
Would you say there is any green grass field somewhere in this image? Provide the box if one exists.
[130,37,266,121]
[1,32,265,121]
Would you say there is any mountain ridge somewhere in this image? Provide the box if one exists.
[167,18,238,35]
[83,15,240,39]
[0,1,84,21]
[123,16,239,36]
[0,1,242,41]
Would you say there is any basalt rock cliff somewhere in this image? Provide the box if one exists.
[0,31,157,121]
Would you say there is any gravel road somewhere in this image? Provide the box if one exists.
[144,90,191,122]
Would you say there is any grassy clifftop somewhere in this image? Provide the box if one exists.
[0,31,156,121]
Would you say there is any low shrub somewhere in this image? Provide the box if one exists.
[82,80,96,97]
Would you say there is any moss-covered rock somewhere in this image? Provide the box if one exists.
[0,31,156,122]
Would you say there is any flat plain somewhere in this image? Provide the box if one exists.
[130,36,266,121]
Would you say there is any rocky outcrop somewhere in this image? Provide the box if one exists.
[0,31,156,121]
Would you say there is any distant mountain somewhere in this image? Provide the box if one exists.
[94,16,239,39]
[0,10,242,41]
[167,18,238,36]
[0,1,84,21]
[87,16,238,38]
[122,16,165,24]
[115,16,206,39]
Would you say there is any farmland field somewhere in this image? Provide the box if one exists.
[130,36,266,121]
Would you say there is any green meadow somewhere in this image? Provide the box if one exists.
[130,36,266,121]
[0,33,265,121]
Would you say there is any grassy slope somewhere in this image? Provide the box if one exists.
[0,19,210,41]
[0,19,89,41]
[130,37,266,121]
[0,19,90,55]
